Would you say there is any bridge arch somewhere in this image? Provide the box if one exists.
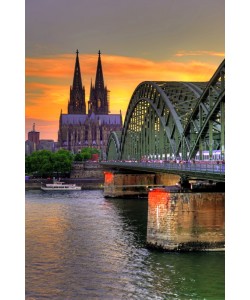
[106,59,225,162]
[106,131,121,161]
[181,60,225,160]
[119,80,208,161]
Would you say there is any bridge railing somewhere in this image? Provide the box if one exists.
[101,161,225,177]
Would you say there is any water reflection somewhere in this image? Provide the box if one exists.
[145,251,225,299]
[26,190,224,299]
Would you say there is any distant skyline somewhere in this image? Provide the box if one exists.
[25,0,225,140]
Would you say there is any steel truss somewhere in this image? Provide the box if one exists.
[106,131,121,161]
[106,60,225,161]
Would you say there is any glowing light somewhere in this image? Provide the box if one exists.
[104,172,114,184]
[148,188,170,205]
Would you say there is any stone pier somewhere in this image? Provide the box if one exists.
[103,171,180,197]
[103,171,155,197]
[147,188,225,251]
[155,173,180,186]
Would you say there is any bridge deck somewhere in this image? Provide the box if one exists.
[101,161,225,181]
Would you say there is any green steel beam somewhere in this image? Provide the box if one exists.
[106,60,225,163]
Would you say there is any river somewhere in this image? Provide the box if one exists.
[25,189,224,299]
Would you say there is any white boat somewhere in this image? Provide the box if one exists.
[41,179,81,191]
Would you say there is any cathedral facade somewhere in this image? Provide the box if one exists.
[58,50,122,157]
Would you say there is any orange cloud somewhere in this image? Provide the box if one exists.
[175,50,225,57]
[25,53,223,140]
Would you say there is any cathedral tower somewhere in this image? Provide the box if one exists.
[58,49,122,154]
[68,49,86,114]
[88,50,109,115]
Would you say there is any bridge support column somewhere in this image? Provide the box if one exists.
[103,171,155,197]
[147,188,225,251]
[155,173,180,186]
[103,171,181,197]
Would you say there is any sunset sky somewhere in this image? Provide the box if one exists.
[25,0,225,141]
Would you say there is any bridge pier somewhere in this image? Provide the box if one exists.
[103,171,180,198]
[155,173,180,186]
[103,171,155,197]
[147,188,225,251]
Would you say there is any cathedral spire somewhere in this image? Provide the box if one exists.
[95,50,105,91]
[89,78,93,98]
[87,50,109,115]
[72,49,82,91]
[68,49,86,114]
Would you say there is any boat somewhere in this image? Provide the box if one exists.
[41,178,81,191]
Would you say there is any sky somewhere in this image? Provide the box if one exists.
[25,0,225,141]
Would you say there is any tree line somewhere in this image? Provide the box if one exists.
[25,148,100,178]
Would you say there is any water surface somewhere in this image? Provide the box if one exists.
[26,189,224,299]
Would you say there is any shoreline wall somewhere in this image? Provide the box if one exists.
[70,162,104,179]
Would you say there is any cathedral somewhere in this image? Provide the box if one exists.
[58,50,123,157]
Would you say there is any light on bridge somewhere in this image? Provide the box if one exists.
[148,188,170,205]
[104,172,114,184]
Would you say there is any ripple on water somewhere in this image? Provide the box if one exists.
[26,190,225,299]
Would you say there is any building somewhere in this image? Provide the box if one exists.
[28,123,40,146]
[58,50,123,157]
[25,140,35,156]
[39,139,56,152]
[26,123,58,155]
[25,123,40,155]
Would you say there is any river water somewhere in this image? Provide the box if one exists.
[26,189,224,299]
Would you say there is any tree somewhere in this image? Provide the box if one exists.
[52,149,74,177]
[74,153,84,161]
[80,147,100,160]
[25,149,74,178]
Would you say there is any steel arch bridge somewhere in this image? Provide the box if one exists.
[106,131,121,161]
[106,60,225,162]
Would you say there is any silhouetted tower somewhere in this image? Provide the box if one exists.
[28,123,40,151]
[68,49,86,114]
[88,50,109,115]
